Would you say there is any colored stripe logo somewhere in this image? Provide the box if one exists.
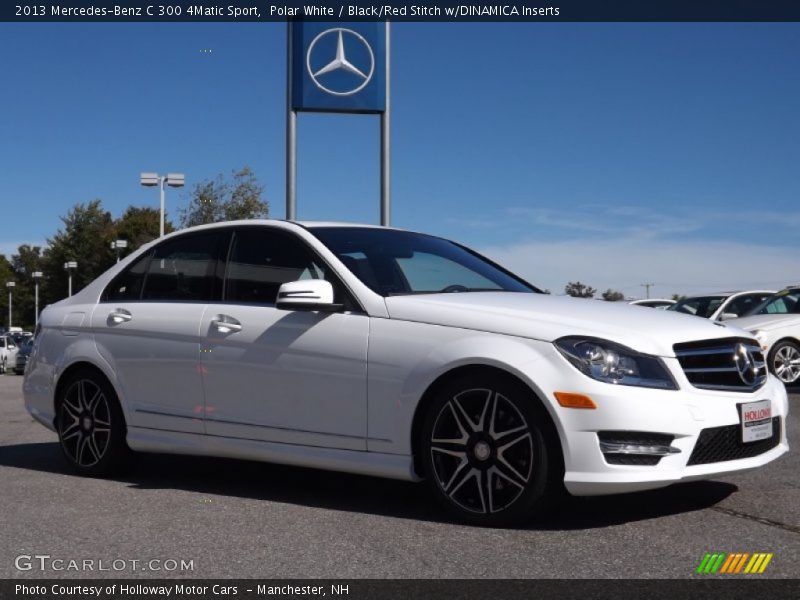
[696,552,773,574]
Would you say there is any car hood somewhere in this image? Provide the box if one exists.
[384,292,749,357]
[728,313,800,332]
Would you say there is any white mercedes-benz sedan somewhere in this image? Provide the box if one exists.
[24,221,789,525]
[730,286,800,385]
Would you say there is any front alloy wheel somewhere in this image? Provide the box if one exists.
[770,341,800,384]
[421,375,552,526]
[57,371,129,476]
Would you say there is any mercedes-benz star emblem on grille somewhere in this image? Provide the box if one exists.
[734,343,759,385]
[306,28,375,97]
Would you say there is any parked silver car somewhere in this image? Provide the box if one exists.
[14,338,33,375]
[0,335,19,374]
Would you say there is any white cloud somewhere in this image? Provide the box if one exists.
[452,204,800,244]
[505,206,704,238]
[480,238,797,298]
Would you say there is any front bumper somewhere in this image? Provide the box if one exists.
[532,350,790,496]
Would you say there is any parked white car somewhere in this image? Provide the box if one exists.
[0,335,19,374]
[667,290,775,322]
[730,287,800,385]
[23,222,789,525]
[629,298,675,309]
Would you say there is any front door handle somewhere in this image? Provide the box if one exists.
[108,308,132,324]
[211,315,242,334]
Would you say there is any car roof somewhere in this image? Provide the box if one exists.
[297,221,395,229]
[680,290,775,300]
[159,220,411,241]
[678,293,728,299]
[131,220,415,257]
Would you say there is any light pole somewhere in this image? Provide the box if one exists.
[64,261,77,297]
[5,282,15,328]
[111,239,128,263]
[140,172,185,237]
[32,272,42,326]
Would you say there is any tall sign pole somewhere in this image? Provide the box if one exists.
[286,22,297,221]
[380,23,391,226]
[287,21,390,225]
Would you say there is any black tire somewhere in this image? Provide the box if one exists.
[56,369,130,476]
[768,340,800,385]
[0,358,5,374]
[420,372,555,526]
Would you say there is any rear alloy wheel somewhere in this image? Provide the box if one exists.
[57,371,129,476]
[421,374,552,526]
[769,341,800,385]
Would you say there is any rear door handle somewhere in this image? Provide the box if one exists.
[211,315,242,334]
[108,308,132,324]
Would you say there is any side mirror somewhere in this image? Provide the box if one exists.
[719,312,738,321]
[276,280,343,312]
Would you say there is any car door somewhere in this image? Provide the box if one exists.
[91,230,228,434]
[0,337,9,369]
[199,226,369,451]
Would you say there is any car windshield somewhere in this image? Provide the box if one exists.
[667,295,726,318]
[309,227,538,296]
[748,289,800,316]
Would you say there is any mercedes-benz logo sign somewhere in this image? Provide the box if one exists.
[306,28,375,97]
[734,343,760,386]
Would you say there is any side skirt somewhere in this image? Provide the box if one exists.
[127,427,421,482]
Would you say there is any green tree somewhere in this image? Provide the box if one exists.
[565,281,597,298]
[8,245,44,330]
[671,293,687,301]
[601,289,625,302]
[114,206,174,256]
[179,166,268,228]
[41,200,116,304]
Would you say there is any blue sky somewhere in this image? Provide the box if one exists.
[1,22,798,297]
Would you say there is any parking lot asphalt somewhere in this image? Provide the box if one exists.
[0,374,797,579]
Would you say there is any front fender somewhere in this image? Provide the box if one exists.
[366,318,557,455]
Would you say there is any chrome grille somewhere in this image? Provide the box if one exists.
[673,337,767,392]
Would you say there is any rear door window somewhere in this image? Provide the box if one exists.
[103,252,152,301]
[141,231,226,302]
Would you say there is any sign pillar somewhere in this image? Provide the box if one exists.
[287,21,390,225]
[380,23,390,226]
[286,22,297,222]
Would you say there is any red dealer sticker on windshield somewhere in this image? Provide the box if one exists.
[740,400,773,443]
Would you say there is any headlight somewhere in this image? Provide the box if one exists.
[555,337,678,390]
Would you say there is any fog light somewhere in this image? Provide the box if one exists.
[597,431,681,465]
[598,442,681,456]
